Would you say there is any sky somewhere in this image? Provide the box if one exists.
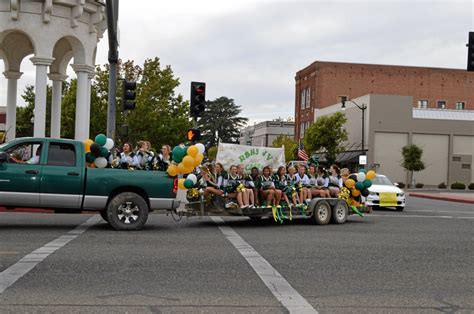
[1,0,473,125]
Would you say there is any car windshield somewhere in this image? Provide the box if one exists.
[372,176,393,186]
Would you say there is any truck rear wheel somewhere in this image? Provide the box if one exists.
[107,192,149,231]
[311,200,331,225]
[100,209,109,222]
[331,200,348,224]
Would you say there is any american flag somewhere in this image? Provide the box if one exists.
[298,142,309,161]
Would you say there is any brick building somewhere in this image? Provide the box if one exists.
[0,107,5,132]
[295,61,474,140]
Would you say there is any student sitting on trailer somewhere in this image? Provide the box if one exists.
[238,164,256,208]
[309,164,330,198]
[328,164,343,197]
[203,164,224,198]
[222,165,249,208]
[275,166,298,208]
[256,166,276,207]
[295,164,311,204]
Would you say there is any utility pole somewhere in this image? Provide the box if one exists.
[106,0,119,140]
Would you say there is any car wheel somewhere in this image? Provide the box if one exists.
[107,192,149,231]
[396,206,404,211]
[331,200,348,224]
[311,200,331,225]
[371,205,380,211]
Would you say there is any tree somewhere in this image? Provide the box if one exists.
[16,85,53,138]
[272,135,297,161]
[198,96,248,147]
[303,112,348,165]
[401,144,425,187]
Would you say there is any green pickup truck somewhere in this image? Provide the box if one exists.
[0,137,180,230]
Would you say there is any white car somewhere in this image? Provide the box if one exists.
[364,174,406,211]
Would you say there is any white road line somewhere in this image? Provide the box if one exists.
[368,214,474,219]
[210,216,318,314]
[0,215,100,294]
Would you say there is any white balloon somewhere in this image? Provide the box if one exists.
[187,174,197,184]
[95,157,108,168]
[356,172,366,182]
[196,143,205,154]
[104,138,114,150]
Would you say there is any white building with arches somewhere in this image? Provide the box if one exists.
[0,0,107,141]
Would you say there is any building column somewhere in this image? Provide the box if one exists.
[71,64,94,141]
[48,73,68,138]
[3,71,23,140]
[30,57,54,138]
[85,71,94,140]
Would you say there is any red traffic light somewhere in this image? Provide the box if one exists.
[186,129,201,142]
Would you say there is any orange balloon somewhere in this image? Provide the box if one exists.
[178,163,187,174]
[167,164,179,177]
[366,170,376,180]
[178,178,186,190]
[345,178,356,189]
[182,155,195,168]
[187,145,199,157]
[194,153,204,166]
[351,189,360,197]
[183,164,194,174]
[89,162,96,168]
[83,139,94,153]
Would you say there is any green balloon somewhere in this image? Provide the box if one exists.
[358,168,367,173]
[355,182,365,190]
[184,179,194,189]
[99,147,109,157]
[86,152,96,163]
[363,179,372,189]
[95,134,107,146]
[172,146,185,163]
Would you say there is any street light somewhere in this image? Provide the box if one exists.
[341,99,367,157]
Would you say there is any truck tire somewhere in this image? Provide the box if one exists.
[106,192,149,231]
[331,200,348,224]
[311,200,331,225]
[100,210,109,222]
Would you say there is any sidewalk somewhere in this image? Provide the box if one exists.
[408,191,474,204]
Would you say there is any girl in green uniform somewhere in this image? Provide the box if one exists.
[275,166,297,208]
[257,166,276,207]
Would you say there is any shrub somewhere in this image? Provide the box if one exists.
[437,182,447,189]
[415,183,424,188]
[468,183,474,190]
[451,182,466,190]
[397,182,406,188]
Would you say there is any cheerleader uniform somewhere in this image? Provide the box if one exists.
[222,173,241,194]
[118,152,136,169]
[257,175,275,191]
[328,175,343,188]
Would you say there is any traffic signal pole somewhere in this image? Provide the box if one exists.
[106,0,118,140]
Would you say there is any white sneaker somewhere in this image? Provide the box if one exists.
[305,199,312,204]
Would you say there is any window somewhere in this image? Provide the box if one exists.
[453,156,461,162]
[437,100,446,109]
[300,122,305,138]
[462,164,471,169]
[305,121,310,134]
[6,142,43,165]
[300,89,306,109]
[47,143,76,167]
[417,100,428,108]
[456,102,465,110]
[306,88,311,108]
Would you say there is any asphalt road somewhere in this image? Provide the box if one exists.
[0,196,473,313]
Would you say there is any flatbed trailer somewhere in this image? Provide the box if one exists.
[177,192,370,225]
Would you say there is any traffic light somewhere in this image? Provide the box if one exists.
[190,81,206,118]
[468,32,474,71]
[186,128,201,142]
[123,79,137,111]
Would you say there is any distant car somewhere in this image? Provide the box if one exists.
[364,174,406,211]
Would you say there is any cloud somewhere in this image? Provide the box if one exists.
[1,0,472,128]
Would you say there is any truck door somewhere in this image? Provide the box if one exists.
[39,142,84,208]
[0,141,44,207]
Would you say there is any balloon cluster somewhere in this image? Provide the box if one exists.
[83,134,114,168]
[166,143,206,190]
[340,169,376,206]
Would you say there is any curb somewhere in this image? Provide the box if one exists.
[409,193,474,205]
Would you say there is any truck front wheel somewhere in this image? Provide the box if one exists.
[107,192,149,231]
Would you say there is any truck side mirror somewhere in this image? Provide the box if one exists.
[0,152,8,163]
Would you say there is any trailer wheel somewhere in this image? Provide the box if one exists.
[311,200,331,225]
[107,192,149,231]
[100,209,109,222]
[331,200,348,224]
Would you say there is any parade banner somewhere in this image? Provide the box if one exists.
[216,143,285,171]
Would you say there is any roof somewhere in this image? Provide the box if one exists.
[413,109,474,121]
